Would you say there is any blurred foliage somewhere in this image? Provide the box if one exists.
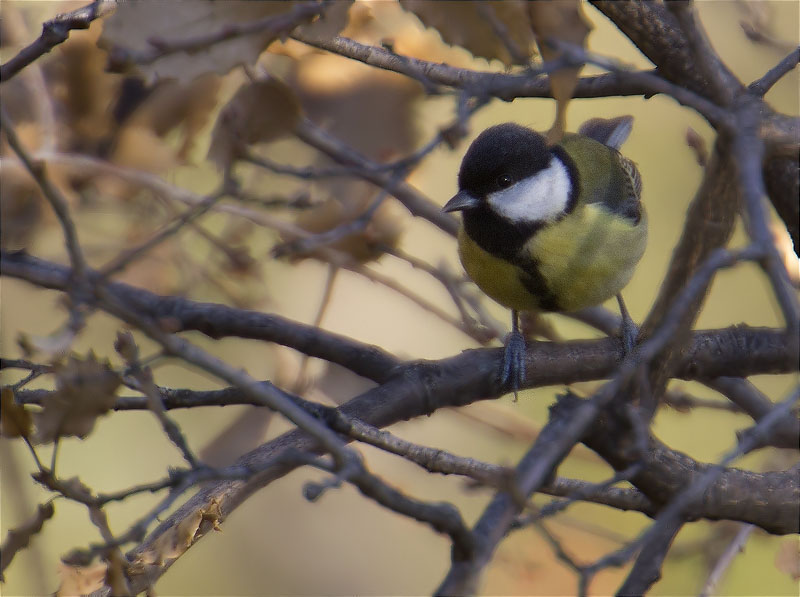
[1,1,798,596]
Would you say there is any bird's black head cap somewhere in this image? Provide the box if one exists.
[457,123,552,199]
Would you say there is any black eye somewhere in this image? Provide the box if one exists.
[497,174,513,188]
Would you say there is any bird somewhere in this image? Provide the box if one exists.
[442,116,647,395]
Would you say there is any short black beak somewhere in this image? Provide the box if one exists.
[442,190,480,213]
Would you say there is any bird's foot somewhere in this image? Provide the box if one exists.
[616,294,638,356]
[619,309,639,356]
[500,329,526,400]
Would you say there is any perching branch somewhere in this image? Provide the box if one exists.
[2,1,798,593]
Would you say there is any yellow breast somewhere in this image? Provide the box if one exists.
[458,203,647,313]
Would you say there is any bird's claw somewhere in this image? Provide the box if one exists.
[619,311,639,356]
[616,294,639,356]
[500,330,526,400]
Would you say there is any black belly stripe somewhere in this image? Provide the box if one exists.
[463,205,541,261]
[462,205,560,311]
[514,254,560,312]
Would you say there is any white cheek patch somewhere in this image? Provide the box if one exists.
[487,158,571,224]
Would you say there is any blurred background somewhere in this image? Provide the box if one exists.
[1,1,798,595]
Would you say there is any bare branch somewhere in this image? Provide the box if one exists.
[119,348,795,593]
[640,145,738,391]
[0,109,88,281]
[704,377,800,449]
[293,32,729,125]
[435,242,780,595]
[749,46,800,96]
[120,341,201,468]
[0,1,112,82]
[1,250,400,382]
[2,3,798,591]
[729,117,800,335]
[698,523,756,597]
[666,1,743,105]
[592,0,729,102]
[609,389,800,594]
[4,251,796,395]
[294,118,458,236]
[94,286,355,469]
[97,189,226,280]
[764,155,799,253]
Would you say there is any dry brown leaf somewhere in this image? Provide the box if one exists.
[529,0,593,142]
[110,124,176,173]
[57,560,107,597]
[202,497,223,532]
[294,56,421,160]
[88,74,220,200]
[0,502,55,581]
[208,77,301,169]
[289,194,404,263]
[399,0,533,66]
[737,0,796,52]
[295,0,353,42]
[286,42,416,267]
[49,28,119,154]
[100,1,295,83]
[124,74,222,161]
[18,324,77,360]
[770,219,800,287]
[90,124,177,203]
[0,387,33,439]
[33,353,121,444]
[113,329,139,364]
[138,511,202,566]
[58,476,96,502]
[775,537,800,580]
[135,498,224,567]
[685,126,709,167]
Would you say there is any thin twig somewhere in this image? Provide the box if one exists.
[547,38,732,127]
[292,265,338,393]
[666,1,743,106]
[605,389,800,594]
[476,1,530,65]
[0,1,112,82]
[125,361,201,468]
[749,46,800,96]
[95,285,355,468]
[291,32,661,101]
[294,118,458,236]
[662,388,743,413]
[704,377,800,449]
[98,189,227,280]
[729,122,800,335]
[698,523,756,597]
[0,109,88,281]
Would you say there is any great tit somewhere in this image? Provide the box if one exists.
[443,116,647,394]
